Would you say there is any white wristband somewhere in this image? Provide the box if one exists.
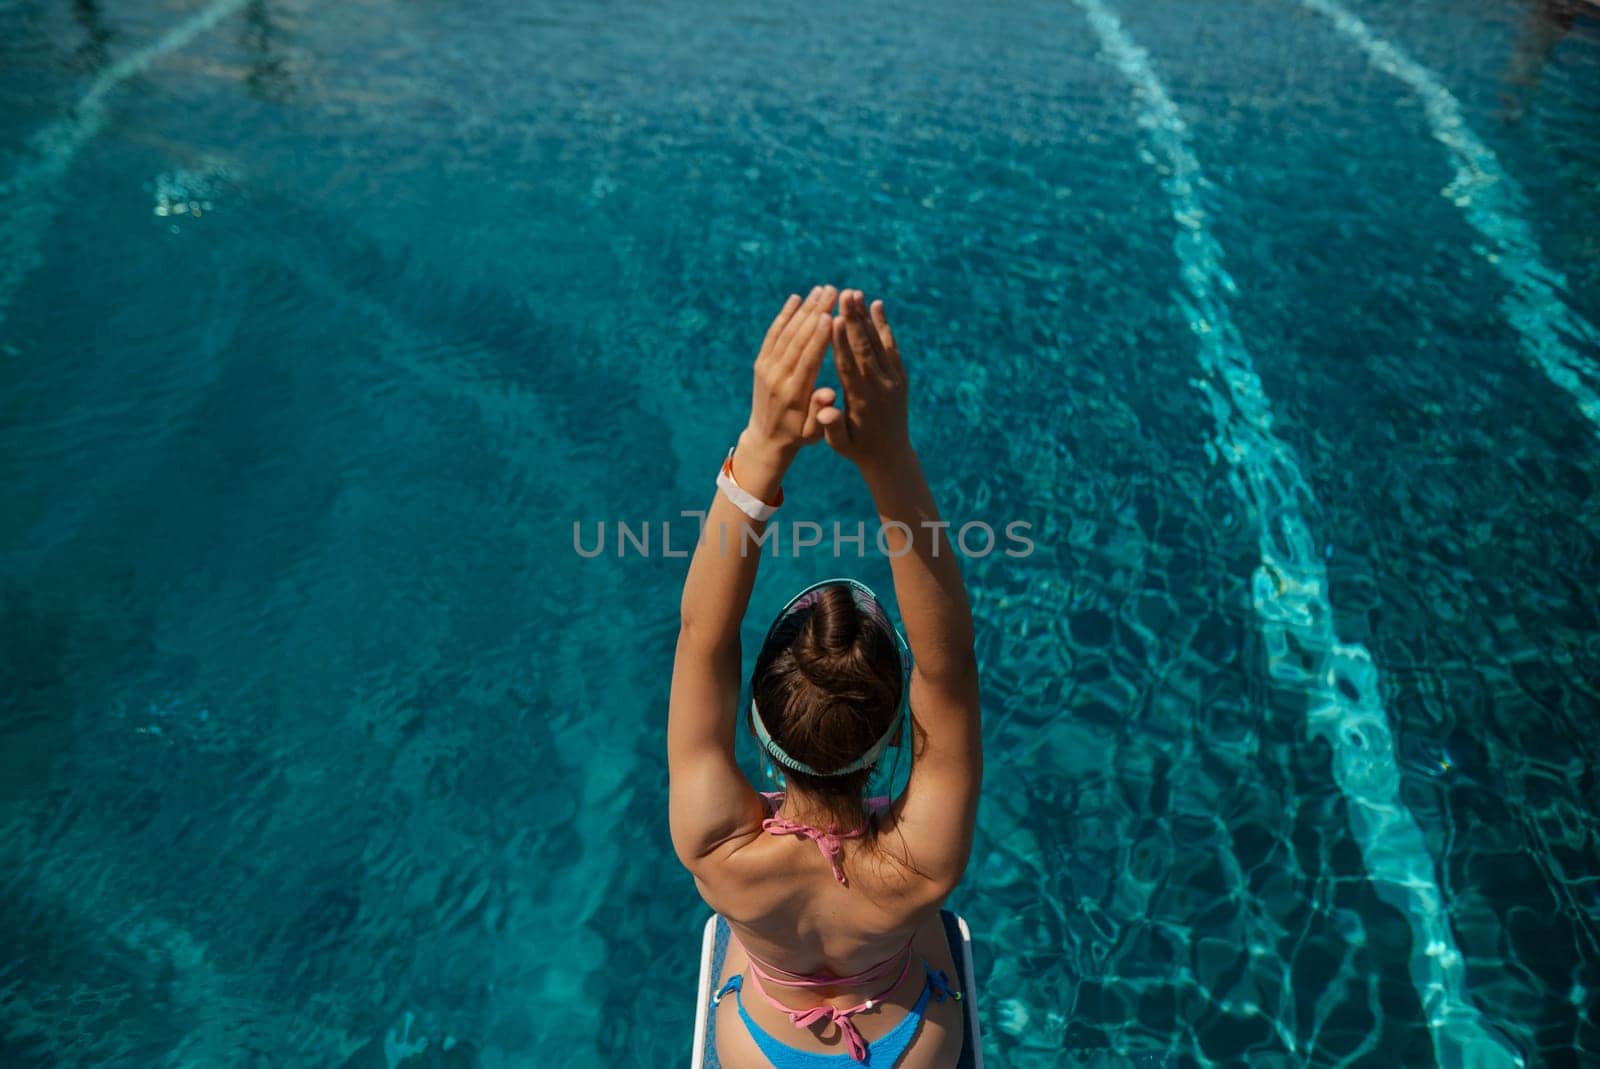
[717,447,782,522]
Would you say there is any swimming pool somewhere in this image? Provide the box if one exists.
[1,0,1596,1065]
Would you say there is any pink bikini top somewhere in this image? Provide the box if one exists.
[733,792,918,1059]
[758,790,890,888]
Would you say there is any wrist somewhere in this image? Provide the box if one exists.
[857,441,920,486]
[732,429,792,503]
[737,426,796,467]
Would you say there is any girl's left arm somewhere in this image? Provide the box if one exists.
[668,285,839,869]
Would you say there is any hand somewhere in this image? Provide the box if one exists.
[742,285,839,469]
[819,289,911,470]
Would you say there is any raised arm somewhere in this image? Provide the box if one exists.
[825,290,982,889]
[668,285,839,869]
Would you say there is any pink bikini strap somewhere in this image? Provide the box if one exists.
[743,947,915,1063]
[761,816,865,886]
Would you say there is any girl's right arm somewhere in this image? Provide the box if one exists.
[825,290,982,891]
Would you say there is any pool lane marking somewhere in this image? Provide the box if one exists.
[1295,0,1600,433]
[0,0,253,326]
[1066,1,1525,1066]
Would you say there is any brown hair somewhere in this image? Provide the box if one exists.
[750,583,905,834]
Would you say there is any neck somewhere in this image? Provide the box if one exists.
[776,786,867,832]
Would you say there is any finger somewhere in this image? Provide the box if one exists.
[773,285,823,360]
[772,308,814,371]
[844,290,885,374]
[799,386,837,444]
[869,299,904,376]
[789,305,832,384]
[787,285,835,364]
[821,403,851,452]
[832,312,863,383]
[758,293,802,362]
[800,281,827,315]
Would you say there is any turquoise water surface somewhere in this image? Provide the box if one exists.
[2,1,1598,1066]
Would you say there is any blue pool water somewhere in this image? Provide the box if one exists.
[2,0,1598,1066]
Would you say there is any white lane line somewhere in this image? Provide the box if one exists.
[0,0,252,325]
[1066,1,1525,1065]
[1298,0,1600,432]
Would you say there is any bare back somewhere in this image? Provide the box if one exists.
[694,799,966,1068]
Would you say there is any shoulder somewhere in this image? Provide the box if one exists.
[686,832,798,925]
[862,817,965,905]
[680,793,780,892]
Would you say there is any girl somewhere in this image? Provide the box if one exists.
[669,285,983,1068]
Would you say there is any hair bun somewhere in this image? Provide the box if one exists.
[749,581,903,795]
[797,584,861,656]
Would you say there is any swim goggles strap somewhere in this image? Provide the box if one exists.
[752,696,902,778]
[717,446,783,522]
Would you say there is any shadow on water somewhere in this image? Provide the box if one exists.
[69,0,112,73]
[237,182,677,503]
[240,0,295,103]
[1500,0,1599,123]
[0,165,690,1065]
